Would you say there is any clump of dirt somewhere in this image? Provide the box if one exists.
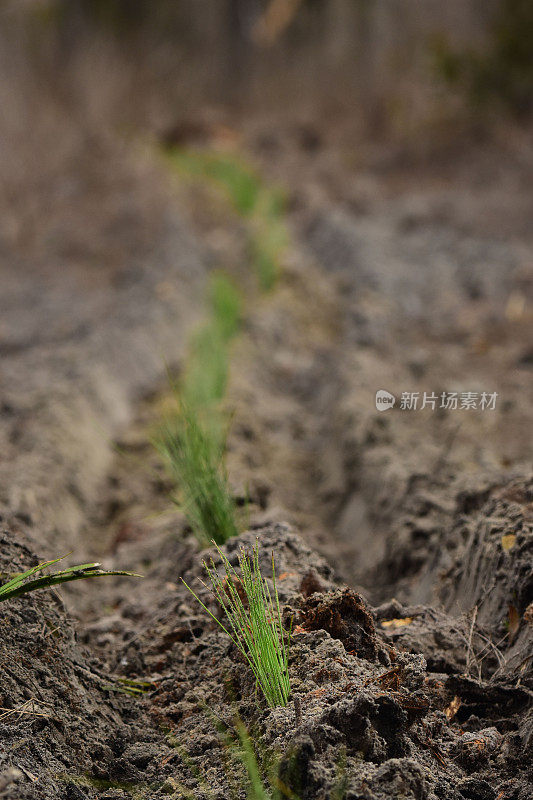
[441,479,533,627]
[0,530,177,800]
[370,475,533,692]
[299,588,385,663]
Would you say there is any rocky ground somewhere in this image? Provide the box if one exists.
[0,123,532,799]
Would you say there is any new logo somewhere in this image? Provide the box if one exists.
[375,390,396,411]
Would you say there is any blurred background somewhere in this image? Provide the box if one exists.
[3,1,533,152]
[5,0,533,128]
[2,0,533,264]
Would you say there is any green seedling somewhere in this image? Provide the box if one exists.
[213,715,296,800]
[251,219,287,292]
[166,147,286,292]
[250,187,287,292]
[210,272,242,342]
[157,402,239,546]
[167,149,261,215]
[181,273,240,409]
[183,541,291,707]
[0,556,140,603]
[182,322,230,410]
[156,269,242,546]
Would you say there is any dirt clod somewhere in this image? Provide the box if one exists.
[300,588,384,662]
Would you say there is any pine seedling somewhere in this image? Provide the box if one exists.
[157,402,239,547]
[182,274,241,410]
[210,272,242,342]
[183,541,291,707]
[0,556,140,603]
[166,149,261,216]
[251,190,287,292]
[166,146,286,293]
[182,323,230,410]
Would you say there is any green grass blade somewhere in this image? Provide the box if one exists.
[0,556,67,595]
[0,564,141,602]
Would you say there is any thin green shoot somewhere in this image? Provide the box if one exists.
[0,556,141,603]
[156,269,241,546]
[180,273,240,410]
[157,402,239,546]
[216,716,285,800]
[331,746,348,800]
[181,322,230,410]
[182,541,291,707]
[204,154,260,216]
[251,192,287,292]
[251,221,286,292]
[166,149,261,215]
[235,721,277,800]
[210,272,242,342]
[235,722,301,800]
[166,147,287,292]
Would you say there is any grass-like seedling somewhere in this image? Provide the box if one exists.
[252,217,287,293]
[157,402,239,547]
[0,556,140,602]
[182,323,230,410]
[213,716,298,800]
[166,147,287,292]
[183,541,291,707]
[157,267,242,547]
[252,189,288,293]
[167,149,261,215]
[210,272,242,342]
[180,273,241,411]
